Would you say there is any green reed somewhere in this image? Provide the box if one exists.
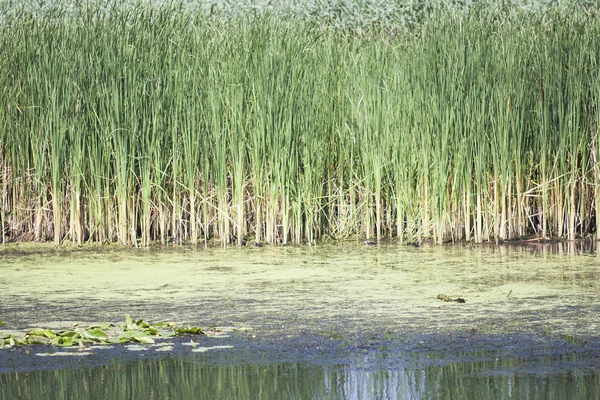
[1,2,599,245]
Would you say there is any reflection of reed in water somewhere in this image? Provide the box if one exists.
[1,354,599,399]
[488,239,597,256]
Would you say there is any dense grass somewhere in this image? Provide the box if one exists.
[1,2,599,246]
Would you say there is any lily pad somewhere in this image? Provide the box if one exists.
[90,322,112,331]
[27,335,51,345]
[42,328,56,338]
[59,330,80,338]
[176,327,203,335]
[105,337,130,344]
[132,336,155,344]
[50,336,73,347]
[28,328,45,337]
[81,328,108,341]
[1,316,212,350]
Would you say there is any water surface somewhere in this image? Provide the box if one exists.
[1,242,599,398]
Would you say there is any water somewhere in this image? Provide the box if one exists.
[1,242,600,398]
[2,353,600,399]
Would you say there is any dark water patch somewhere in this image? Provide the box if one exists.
[2,332,600,399]
[3,331,599,373]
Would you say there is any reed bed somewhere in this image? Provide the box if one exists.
[1,2,599,246]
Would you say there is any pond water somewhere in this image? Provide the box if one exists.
[1,242,600,398]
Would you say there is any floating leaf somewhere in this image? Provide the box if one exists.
[90,322,111,331]
[132,336,155,344]
[50,336,73,347]
[135,319,149,329]
[1,316,226,350]
[176,327,203,335]
[120,330,145,339]
[7,336,26,345]
[86,329,108,340]
[27,335,50,345]
[59,331,80,338]
[146,327,159,335]
[28,328,45,337]
[42,329,56,338]
[124,314,138,330]
[77,328,108,341]
[0,320,5,326]
[106,337,130,344]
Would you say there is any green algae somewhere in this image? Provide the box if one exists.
[0,243,599,344]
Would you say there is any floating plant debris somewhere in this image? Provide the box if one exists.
[436,294,466,304]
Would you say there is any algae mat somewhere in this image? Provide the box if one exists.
[1,243,599,341]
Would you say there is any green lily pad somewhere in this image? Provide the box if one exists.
[5,336,26,346]
[120,330,146,339]
[77,328,108,341]
[50,336,73,347]
[89,322,112,331]
[86,328,108,340]
[28,328,45,337]
[26,335,50,345]
[124,314,139,330]
[59,331,80,338]
[176,327,203,335]
[132,336,155,344]
[152,322,174,328]
[135,319,149,329]
[106,337,130,344]
[1,316,223,350]
[42,328,56,338]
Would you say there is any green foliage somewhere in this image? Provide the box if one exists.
[1,2,599,245]
[0,316,204,348]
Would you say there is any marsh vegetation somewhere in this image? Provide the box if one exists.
[1,1,599,246]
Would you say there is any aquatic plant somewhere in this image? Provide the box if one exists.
[1,2,599,245]
[0,316,207,348]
